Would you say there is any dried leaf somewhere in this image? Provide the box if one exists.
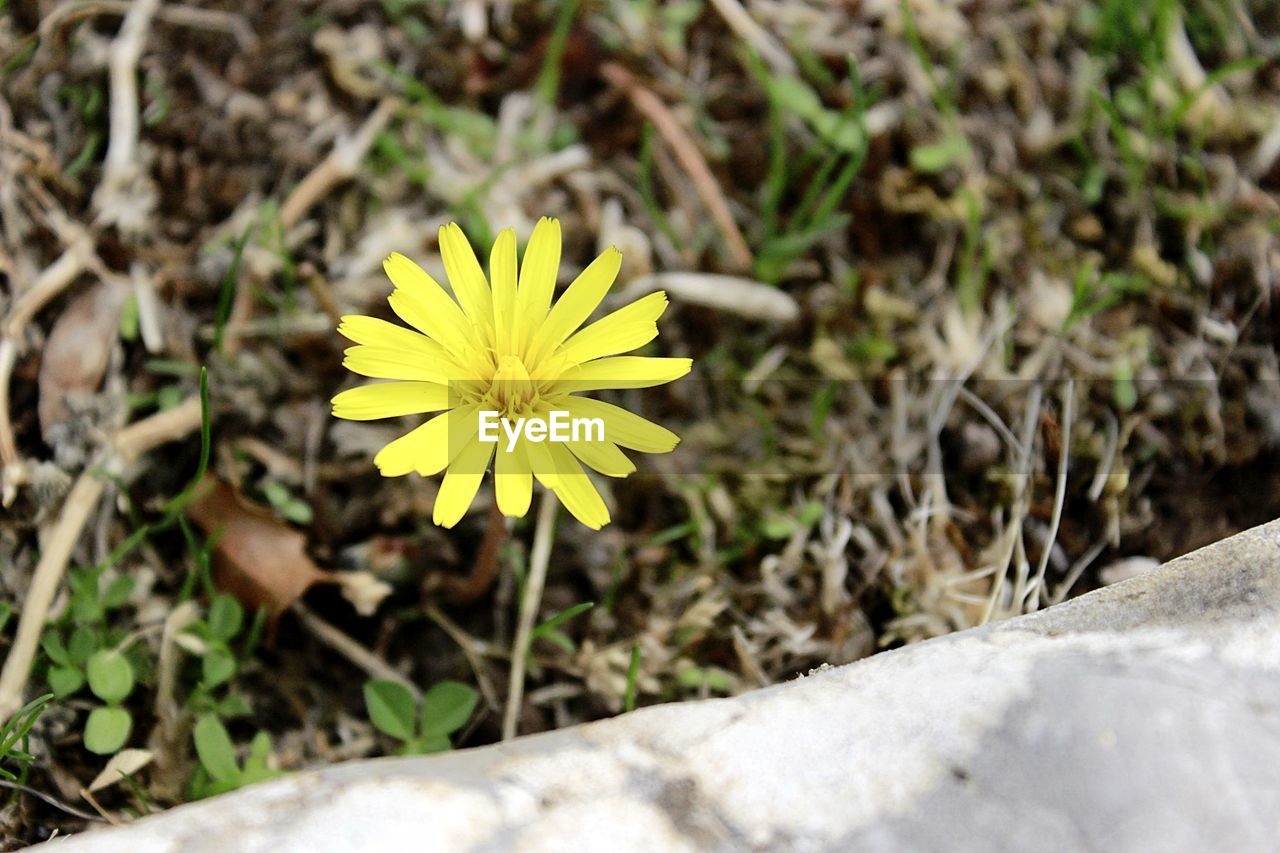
[38,284,125,441]
[87,748,153,792]
[334,570,393,617]
[185,477,330,625]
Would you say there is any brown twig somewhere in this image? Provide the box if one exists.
[236,436,304,484]
[113,397,202,460]
[76,786,122,826]
[152,601,199,780]
[300,261,344,328]
[291,602,421,700]
[0,341,22,475]
[424,604,501,711]
[600,62,753,272]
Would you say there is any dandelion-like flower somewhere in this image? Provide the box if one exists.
[332,218,690,529]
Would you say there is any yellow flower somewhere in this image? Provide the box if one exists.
[331,218,690,530]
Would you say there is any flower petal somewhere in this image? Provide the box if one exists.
[383,253,475,357]
[558,291,667,366]
[343,346,453,383]
[527,246,621,368]
[432,434,496,528]
[526,440,610,529]
[439,223,494,335]
[513,217,561,355]
[373,404,478,477]
[338,315,448,357]
[560,397,680,453]
[494,440,532,517]
[566,438,635,478]
[331,381,453,421]
[373,413,447,477]
[490,228,518,358]
[553,356,691,393]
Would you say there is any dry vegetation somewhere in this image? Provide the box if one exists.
[1,0,1279,843]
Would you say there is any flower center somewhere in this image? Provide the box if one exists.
[489,355,536,416]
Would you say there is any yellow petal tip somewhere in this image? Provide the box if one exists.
[432,505,463,529]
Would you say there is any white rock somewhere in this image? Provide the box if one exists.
[56,521,1280,851]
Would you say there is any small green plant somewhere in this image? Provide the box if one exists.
[260,479,313,525]
[955,189,994,317]
[759,500,825,541]
[899,0,970,174]
[190,715,283,799]
[181,593,276,799]
[0,693,53,784]
[676,664,735,694]
[58,82,105,180]
[178,592,263,720]
[38,370,215,758]
[370,125,431,188]
[746,53,871,283]
[1063,261,1148,331]
[82,649,136,754]
[530,602,594,655]
[380,0,429,42]
[363,679,479,755]
[176,591,267,788]
[376,64,498,160]
[212,227,254,356]
[534,0,579,105]
[624,645,641,713]
[40,567,142,755]
[1080,0,1258,221]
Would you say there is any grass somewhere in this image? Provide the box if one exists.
[0,694,53,785]
[748,53,870,283]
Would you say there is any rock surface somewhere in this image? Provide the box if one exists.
[55,520,1280,852]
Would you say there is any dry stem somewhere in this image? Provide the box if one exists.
[100,0,159,188]
[707,0,796,75]
[0,472,105,719]
[31,1,255,66]
[425,604,501,711]
[502,491,558,740]
[601,62,753,272]
[278,98,398,230]
[91,0,161,231]
[292,601,421,701]
[1028,380,1074,611]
